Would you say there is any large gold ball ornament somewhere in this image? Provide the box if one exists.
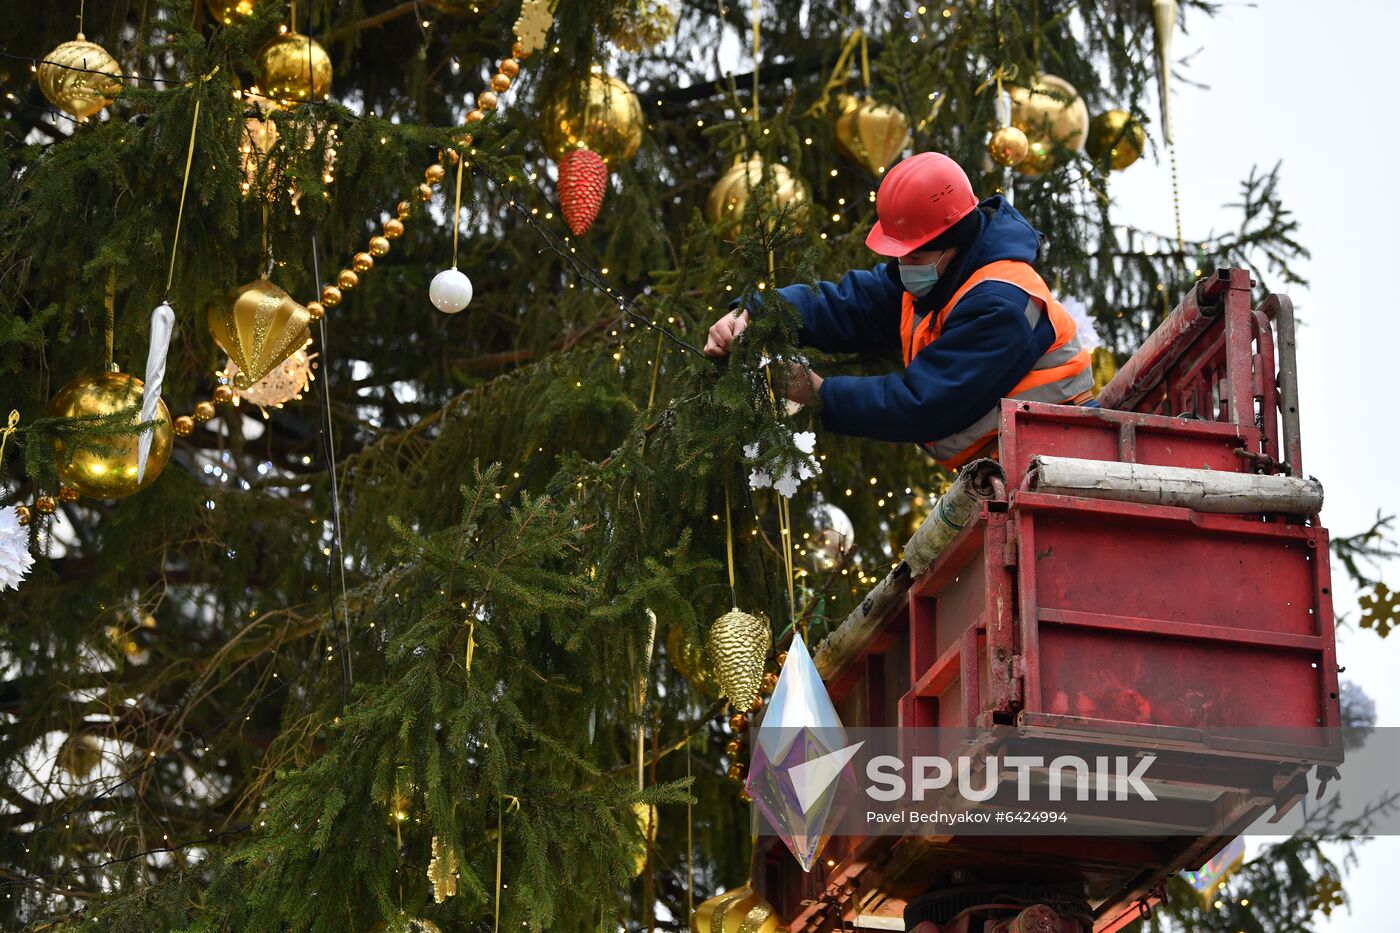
[705,155,810,240]
[37,36,122,119]
[1009,74,1089,176]
[987,124,1030,168]
[629,802,659,879]
[691,884,781,933]
[608,0,678,52]
[254,32,332,103]
[48,371,173,499]
[207,278,312,390]
[833,95,912,175]
[1086,109,1146,171]
[539,73,644,166]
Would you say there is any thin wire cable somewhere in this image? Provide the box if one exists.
[311,233,353,699]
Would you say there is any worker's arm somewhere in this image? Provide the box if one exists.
[815,281,1054,443]
[778,263,904,355]
[707,264,904,358]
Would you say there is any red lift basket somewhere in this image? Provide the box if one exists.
[753,269,1342,931]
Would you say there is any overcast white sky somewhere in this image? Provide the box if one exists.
[1109,0,1400,925]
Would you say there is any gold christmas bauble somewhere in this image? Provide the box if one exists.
[987,125,1029,168]
[353,252,374,273]
[708,608,771,712]
[337,268,359,289]
[705,155,810,240]
[423,0,501,16]
[369,235,391,256]
[37,36,122,119]
[254,32,332,103]
[666,625,719,696]
[608,0,678,52]
[1009,74,1089,176]
[207,0,256,25]
[833,95,911,176]
[207,278,312,390]
[49,371,173,499]
[539,73,643,166]
[320,284,342,307]
[173,415,195,436]
[1086,109,1146,171]
[691,884,780,933]
[383,218,405,239]
[629,801,659,879]
[192,401,216,423]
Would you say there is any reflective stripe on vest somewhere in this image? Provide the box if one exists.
[899,259,1093,468]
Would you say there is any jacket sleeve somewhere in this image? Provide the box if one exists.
[761,263,904,355]
[815,280,1054,443]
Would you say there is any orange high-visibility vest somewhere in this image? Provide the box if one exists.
[900,259,1093,468]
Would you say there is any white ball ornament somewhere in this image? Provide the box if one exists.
[429,268,473,314]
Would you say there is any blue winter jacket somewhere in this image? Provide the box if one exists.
[776,196,1058,444]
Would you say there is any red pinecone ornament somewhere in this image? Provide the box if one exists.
[557,147,608,236]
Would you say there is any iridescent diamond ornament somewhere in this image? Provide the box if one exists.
[745,634,861,872]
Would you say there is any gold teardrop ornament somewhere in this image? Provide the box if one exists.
[207,279,312,390]
[833,95,911,175]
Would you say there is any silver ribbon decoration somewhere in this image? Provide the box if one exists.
[136,302,176,483]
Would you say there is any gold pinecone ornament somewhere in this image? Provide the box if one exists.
[427,836,458,903]
[37,34,122,119]
[608,0,678,52]
[707,609,771,712]
[691,884,781,933]
[629,801,659,878]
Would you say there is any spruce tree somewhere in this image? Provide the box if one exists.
[0,1,1376,931]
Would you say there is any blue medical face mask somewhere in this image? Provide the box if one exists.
[898,252,945,298]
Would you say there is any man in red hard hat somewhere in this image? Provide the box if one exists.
[704,151,1093,468]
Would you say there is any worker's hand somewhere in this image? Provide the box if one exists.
[704,309,750,358]
[781,363,824,406]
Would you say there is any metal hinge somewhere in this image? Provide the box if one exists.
[1010,655,1027,706]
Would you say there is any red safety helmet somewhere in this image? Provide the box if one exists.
[865,152,978,257]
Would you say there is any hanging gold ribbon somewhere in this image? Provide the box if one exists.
[451,155,465,270]
[805,28,864,117]
[0,410,18,466]
[104,269,116,370]
[750,0,761,121]
[495,794,520,932]
[465,619,477,673]
[724,484,737,606]
[164,68,220,297]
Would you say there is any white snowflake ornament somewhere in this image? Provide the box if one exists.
[0,506,35,592]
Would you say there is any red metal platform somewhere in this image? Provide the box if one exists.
[751,270,1339,931]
